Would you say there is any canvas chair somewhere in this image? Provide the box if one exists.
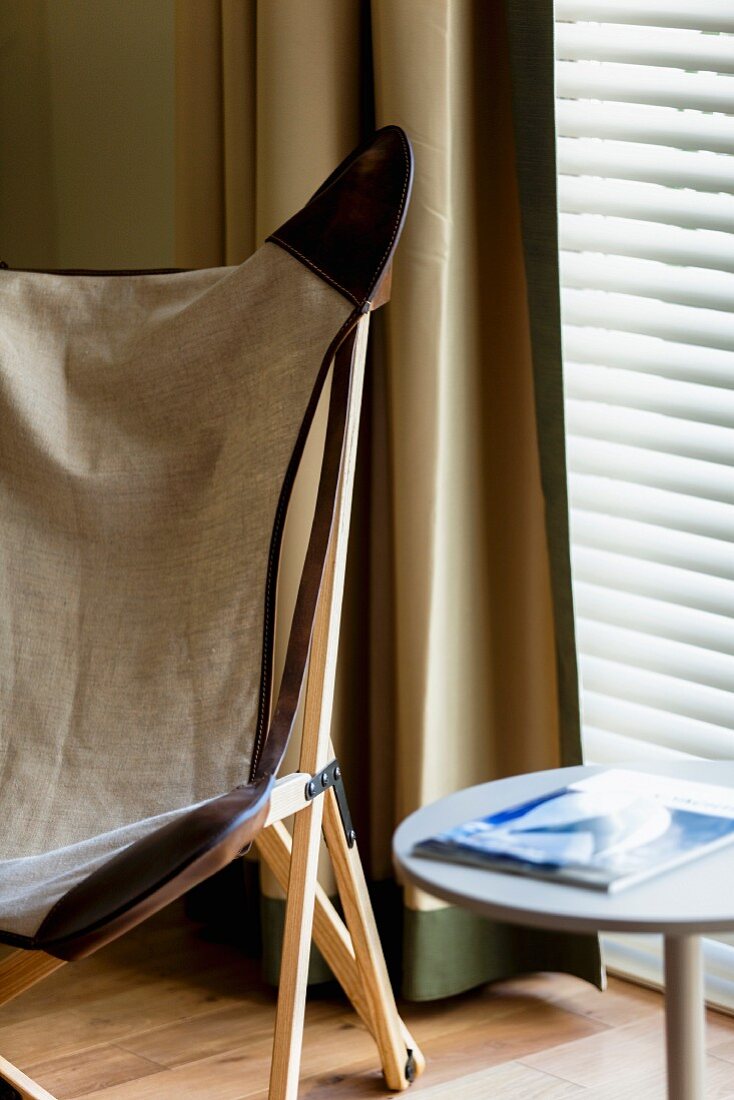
[0,126,424,1100]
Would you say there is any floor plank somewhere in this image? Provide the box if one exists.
[499,968,661,1028]
[409,1061,584,1098]
[1,905,733,1099]
[523,1013,734,1092]
[22,1046,161,1100]
[582,1055,734,1100]
[712,1034,734,1065]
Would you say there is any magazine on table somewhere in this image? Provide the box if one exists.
[412,769,734,893]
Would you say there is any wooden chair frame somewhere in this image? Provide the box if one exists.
[0,313,425,1100]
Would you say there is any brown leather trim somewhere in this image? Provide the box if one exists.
[0,929,34,951]
[35,778,273,960]
[267,126,413,309]
[252,326,356,783]
[249,313,358,780]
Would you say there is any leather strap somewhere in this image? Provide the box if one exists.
[251,321,358,783]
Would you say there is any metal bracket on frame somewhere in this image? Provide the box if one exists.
[304,758,356,848]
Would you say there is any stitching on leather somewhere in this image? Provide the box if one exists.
[266,237,360,305]
[365,127,411,302]
[269,127,412,309]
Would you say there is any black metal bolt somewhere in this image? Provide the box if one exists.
[347,828,357,846]
[321,770,330,787]
[334,764,341,781]
[306,780,316,798]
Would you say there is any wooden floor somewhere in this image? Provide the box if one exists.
[2,905,734,1099]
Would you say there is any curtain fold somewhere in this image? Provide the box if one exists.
[504,0,584,768]
[176,0,602,999]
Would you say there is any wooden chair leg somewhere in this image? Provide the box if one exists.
[0,952,65,1098]
[322,790,425,1090]
[257,821,423,1076]
[0,951,65,1009]
[267,795,326,1100]
[266,313,424,1095]
[258,822,374,1032]
[268,482,342,1100]
[0,1054,58,1100]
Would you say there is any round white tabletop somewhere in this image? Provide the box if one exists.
[393,761,734,1100]
[393,762,734,936]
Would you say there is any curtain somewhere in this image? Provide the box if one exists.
[176,0,602,1000]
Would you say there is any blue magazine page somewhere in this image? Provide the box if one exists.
[413,770,734,892]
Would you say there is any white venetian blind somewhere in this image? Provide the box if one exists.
[555,1,734,765]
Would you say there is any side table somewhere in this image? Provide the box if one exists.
[393,762,734,1100]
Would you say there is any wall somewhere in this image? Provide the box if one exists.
[0,0,175,269]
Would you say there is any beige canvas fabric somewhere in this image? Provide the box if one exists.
[0,243,352,934]
[0,797,213,938]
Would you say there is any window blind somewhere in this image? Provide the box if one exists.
[555,1,734,765]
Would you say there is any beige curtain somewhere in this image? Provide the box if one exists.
[176,0,601,999]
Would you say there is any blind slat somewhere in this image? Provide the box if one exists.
[559,176,734,234]
[578,618,734,695]
[562,252,734,311]
[560,213,734,276]
[582,726,697,765]
[575,579,734,657]
[570,474,734,544]
[571,509,734,581]
[566,398,734,463]
[556,22,734,73]
[565,362,734,428]
[556,1,734,34]
[563,326,734,388]
[581,689,734,757]
[568,435,734,507]
[562,288,734,352]
[558,136,734,192]
[581,653,734,733]
[557,61,734,113]
[573,544,734,618]
[557,99,734,155]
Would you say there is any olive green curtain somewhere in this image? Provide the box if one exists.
[175,0,602,999]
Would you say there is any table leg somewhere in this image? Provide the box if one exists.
[664,934,705,1100]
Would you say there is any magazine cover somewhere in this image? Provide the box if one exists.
[413,769,734,892]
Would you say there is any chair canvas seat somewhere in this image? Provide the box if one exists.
[0,795,214,938]
[0,246,352,936]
